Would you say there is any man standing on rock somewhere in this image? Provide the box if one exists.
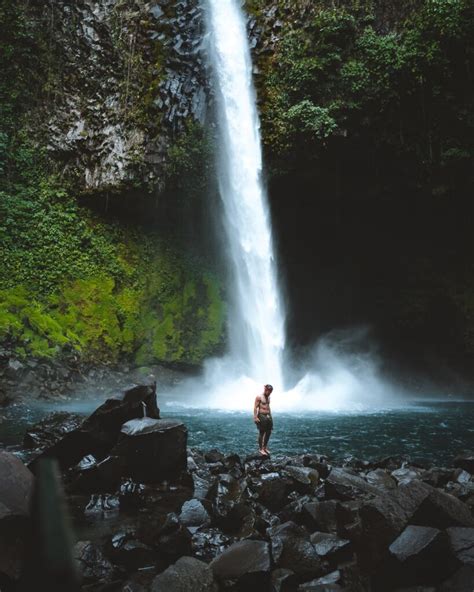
[254,384,273,456]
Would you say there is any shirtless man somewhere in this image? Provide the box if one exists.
[254,384,273,456]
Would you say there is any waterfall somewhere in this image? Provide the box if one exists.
[204,0,285,391]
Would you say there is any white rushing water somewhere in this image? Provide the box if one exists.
[204,0,285,390]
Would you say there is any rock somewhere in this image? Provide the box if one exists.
[438,564,474,591]
[389,525,442,560]
[205,449,225,464]
[310,532,351,562]
[23,412,84,451]
[453,453,474,474]
[365,469,397,490]
[73,540,119,585]
[269,521,322,579]
[109,532,156,570]
[151,556,217,592]
[179,499,211,528]
[251,472,291,511]
[454,469,472,484]
[191,528,234,563]
[446,527,474,566]
[303,500,339,533]
[111,418,187,483]
[284,466,320,493]
[411,485,474,528]
[0,452,34,581]
[324,467,379,500]
[391,466,426,485]
[210,540,271,583]
[299,569,342,590]
[28,382,159,471]
[272,568,298,592]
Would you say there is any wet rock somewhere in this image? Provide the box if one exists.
[109,532,156,570]
[28,382,159,472]
[391,466,426,485]
[210,540,271,585]
[453,453,474,474]
[23,412,84,450]
[179,499,211,528]
[191,528,234,563]
[310,532,351,563]
[111,417,187,483]
[208,473,249,530]
[324,467,379,501]
[251,472,291,511]
[303,500,339,533]
[272,568,298,592]
[453,468,472,484]
[299,569,342,590]
[192,472,215,501]
[365,469,397,490]
[446,527,474,566]
[205,449,225,464]
[411,485,474,528]
[279,495,314,525]
[269,521,322,578]
[73,540,119,585]
[151,556,217,592]
[154,513,192,564]
[284,466,320,493]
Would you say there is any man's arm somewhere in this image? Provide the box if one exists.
[253,396,260,422]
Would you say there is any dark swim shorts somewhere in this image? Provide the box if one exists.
[257,413,273,433]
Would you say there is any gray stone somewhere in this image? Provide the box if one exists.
[303,500,339,533]
[366,468,397,490]
[389,525,442,562]
[179,499,211,528]
[310,532,351,559]
[152,556,217,592]
[210,539,271,580]
[325,467,380,500]
[269,521,322,578]
[446,527,474,565]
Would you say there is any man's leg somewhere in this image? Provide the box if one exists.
[262,426,272,451]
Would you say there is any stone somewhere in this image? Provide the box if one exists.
[179,499,211,528]
[446,527,474,566]
[23,412,83,450]
[453,453,474,474]
[205,449,225,463]
[324,467,380,500]
[303,500,339,533]
[151,556,217,592]
[310,532,351,561]
[389,525,443,562]
[284,465,320,492]
[299,570,342,590]
[0,452,34,580]
[111,418,187,483]
[411,485,474,528]
[269,521,322,578]
[365,469,397,490]
[252,472,291,511]
[191,528,234,563]
[438,565,474,591]
[28,382,159,472]
[210,540,271,580]
[73,541,118,585]
[272,568,298,592]
[391,466,426,485]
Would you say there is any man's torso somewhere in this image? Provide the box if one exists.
[257,394,271,415]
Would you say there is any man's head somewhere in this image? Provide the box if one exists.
[264,384,273,395]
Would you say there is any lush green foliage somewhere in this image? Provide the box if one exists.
[260,0,473,187]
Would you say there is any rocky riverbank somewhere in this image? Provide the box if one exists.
[1,383,473,591]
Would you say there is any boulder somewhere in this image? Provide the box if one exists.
[151,556,217,592]
[446,527,474,566]
[411,485,474,529]
[28,382,159,471]
[365,469,397,490]
[453,453,474,474]
[191,528,235,563]
[391,466,426,485]
[179,499,211,528]
[272,568,298,592]
[0,452,34,580]
[111,418,187,482]
[23,412,83,450]
[298,570,342,590]
[438,564,474,591]
[284,466,320,493]
[210,540,271,583]
[109,532,156,570]
[310,532,351,564]
[324,468,379,501]
[269,521,322,579]
[73,541,119,585]
[252,472,291,511]
[303,500,339,533]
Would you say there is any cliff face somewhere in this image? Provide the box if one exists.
[27,0,208,193]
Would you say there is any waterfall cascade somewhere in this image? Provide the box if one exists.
[205,0,285,392]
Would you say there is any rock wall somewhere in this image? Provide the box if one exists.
[27,0,208,193]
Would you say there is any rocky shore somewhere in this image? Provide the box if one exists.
[1,383,473,592]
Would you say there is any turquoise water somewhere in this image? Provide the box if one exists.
[1,400,473,466]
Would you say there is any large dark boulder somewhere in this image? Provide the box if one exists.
[179,499,211,529]
[411,485,474,529]
[28,382,159,472]
[110,417,187,483]
[210,540,272,591]
[303,501,339,533]
[250,472,291,512]
[310,532,352,566]
[73,540,120,586]
[151,556,217,592]
[23,412,83,450]
[268,521,322,579]
[446,527,474,566]
[324,468,380,501]
[0,452,34,581]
